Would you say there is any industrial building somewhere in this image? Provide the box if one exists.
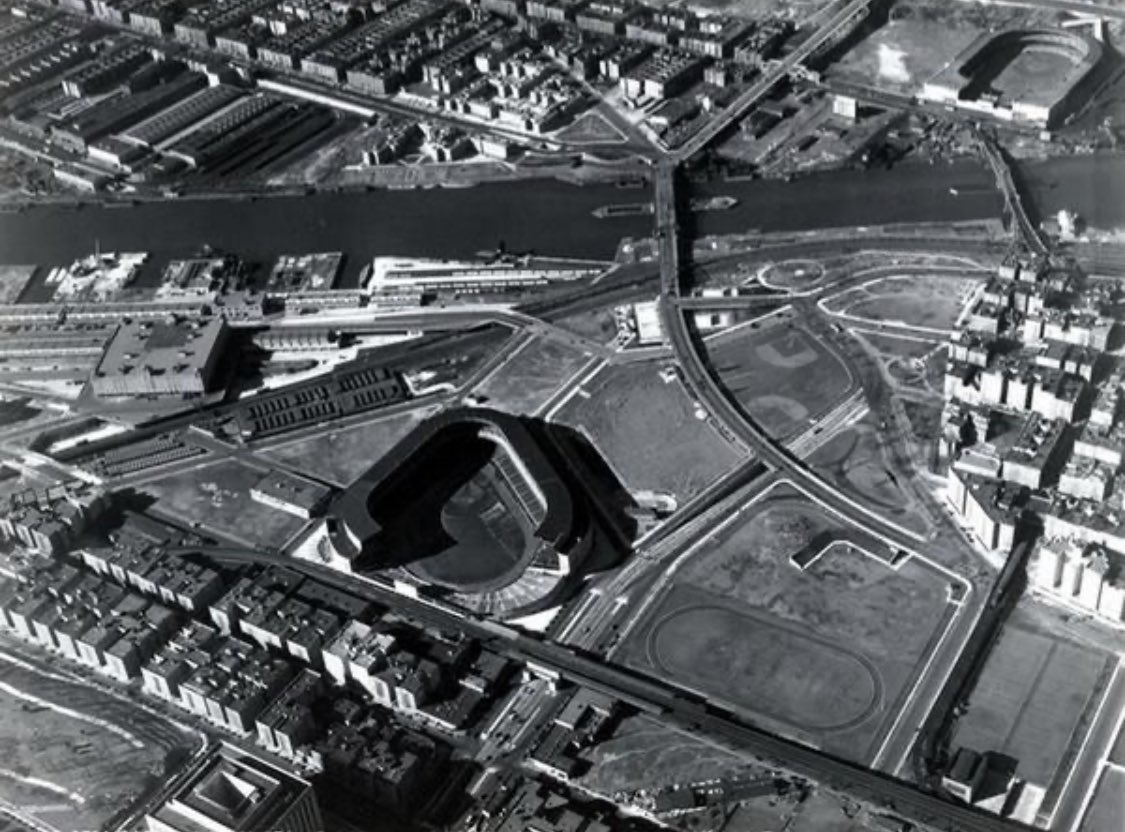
[120,84,245,148]
[622,49,705,101]
[250,469,333,520]
[91,316,229,398]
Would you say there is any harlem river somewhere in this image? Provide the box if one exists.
[0,153,1120,292]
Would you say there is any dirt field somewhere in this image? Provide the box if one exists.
[0,649,190,832]
[953,623,1114,791]
[554,360,742,503]
[143,459,307,548]
[621,489,953,761]
[554,306,619,345]
[579,714,758,796]
[261,406,437,486]
[473,334,592,415]
[706,323,855,440]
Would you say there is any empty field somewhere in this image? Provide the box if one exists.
[144,459,307,548]
[473,335,592,415]
[953,624,1114,790]
[554,306,618,345]
[0,651,190,832]
[705,323,854,440]
[579,713,759,796]
[261,406,435,486]
[554,360,742,504]
[809,412,931,537]
[826,272,983,332]
[621,489,953,761]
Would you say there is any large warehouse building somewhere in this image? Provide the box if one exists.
[91,316,228,398]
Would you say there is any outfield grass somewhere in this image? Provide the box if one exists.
[554,360,742,503]
[621,489,952,761]
[706,323,855,439]
[473,334,592,416]
[953,624,1113,789]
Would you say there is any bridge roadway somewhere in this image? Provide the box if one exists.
[975,131,1049,257]
[182,541,1028,832]
[672,0,873,162]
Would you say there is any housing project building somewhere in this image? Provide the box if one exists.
[146,743,323,832]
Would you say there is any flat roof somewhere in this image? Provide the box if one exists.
[94,316,226,381]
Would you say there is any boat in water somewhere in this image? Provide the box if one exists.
[592,195,737,219]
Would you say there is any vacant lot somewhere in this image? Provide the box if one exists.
[809,412,931,536]
[144,459,307,548]
[706,323,854,440]
[554,306,618,345]
[826,272,983,332]
[622,489,952,761]
[262,406,436,486]
[473,335,592,415]
[579,713,759,796]
[0,655,186,832]
[953,623,1114,790]
[555,360,742,503]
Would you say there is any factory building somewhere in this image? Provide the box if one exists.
[91,316,229,398]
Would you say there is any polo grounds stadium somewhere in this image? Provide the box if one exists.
[920,27,1104,129]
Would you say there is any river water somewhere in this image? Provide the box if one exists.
[1,153,1113,294]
